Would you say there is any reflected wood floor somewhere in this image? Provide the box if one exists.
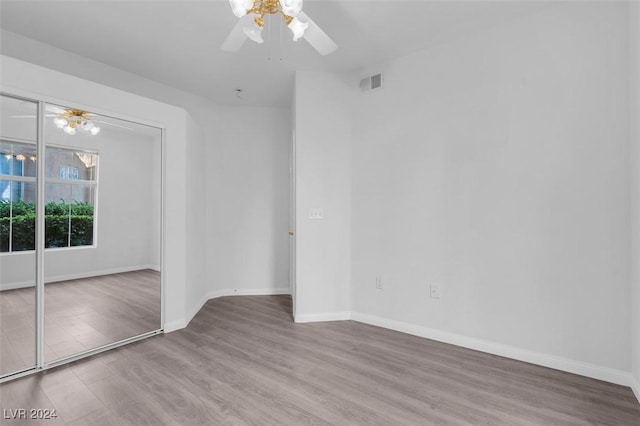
[0,270,161,375]
[1,295,639,425]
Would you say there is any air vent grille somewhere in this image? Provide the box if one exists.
[371,73,382,89]
[359,73,383,92]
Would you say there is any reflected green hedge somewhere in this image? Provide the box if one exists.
[0,200,93,252]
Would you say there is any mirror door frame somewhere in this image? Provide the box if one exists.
[0,90,165,383]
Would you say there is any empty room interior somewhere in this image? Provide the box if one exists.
[0,0,639,424]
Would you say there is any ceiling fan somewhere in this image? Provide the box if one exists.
[10,105,133,135]
[222,0,337,56]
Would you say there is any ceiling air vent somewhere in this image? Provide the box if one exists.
[359,73,383,92]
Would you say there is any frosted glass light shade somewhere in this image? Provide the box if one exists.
[63,126,76,135]
[54,117,67,129]
[281,0,303,17]
[90,127,101,136]
[288,16,309,41]
[80,121,94,131]
[229,0,253,18]
[243,24,264,43]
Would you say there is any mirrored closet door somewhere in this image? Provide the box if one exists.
[0,94,163,380]
[42,103,162,363]
[0,95,38,376]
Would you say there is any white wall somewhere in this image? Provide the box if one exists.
[0,29,209,118]
[630,0,640,398]
[349,2,631,379]
[0,55,189,327]
[294,71,351,321]
[184,112,208,317]
[205,105,291,296]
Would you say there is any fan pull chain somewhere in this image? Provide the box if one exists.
[279,16,283,61]
[267,13,272,61]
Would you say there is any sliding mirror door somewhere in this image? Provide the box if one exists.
[42,104,162,363]
[0,95,38,376]
[0,95,162,380]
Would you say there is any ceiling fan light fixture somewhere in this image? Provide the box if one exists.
[243,23,264,43]
[53,109,102,136]
[223,0,336,55]
[281,0,303,17]
[229,0,253,18]
[288,15,309,41]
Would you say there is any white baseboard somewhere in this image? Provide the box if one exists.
[632,377,640,403]
[0,264,159,291]
[164,287,290,333]
[225,287,292,297]
[351,312,635,389]
[294,311,352,323]
[163,318,190,334]
[163,299,639,394]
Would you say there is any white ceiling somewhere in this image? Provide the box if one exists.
[0,0,554,107]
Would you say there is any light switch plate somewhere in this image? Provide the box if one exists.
[430,283,441,299]
[309,208,324,219]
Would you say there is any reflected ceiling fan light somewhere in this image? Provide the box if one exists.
[281,0,302,17]
[4,154,11,160]
[54,109,101,136]
[288,15,308,41]
[54,117,67,129]
[15,154,25,161]
[229,0,253,18]
[243,24,264,43]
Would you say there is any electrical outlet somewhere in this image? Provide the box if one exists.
[376,276,383,290]
[430,283,441,299]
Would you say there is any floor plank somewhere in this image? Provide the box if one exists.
[1,295,638,425]
[0,269,161,375]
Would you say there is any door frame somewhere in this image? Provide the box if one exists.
[289,127,297,319]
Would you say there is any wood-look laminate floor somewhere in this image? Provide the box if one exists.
[1,295,639,425]
[0,270,161,375]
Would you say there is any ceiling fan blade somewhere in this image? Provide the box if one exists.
[221,14,253,52]
[9,115,132,130]
[298,11,337,56]
[46,105,68,114]
[9,114,56,118]
[94,120,134,130]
